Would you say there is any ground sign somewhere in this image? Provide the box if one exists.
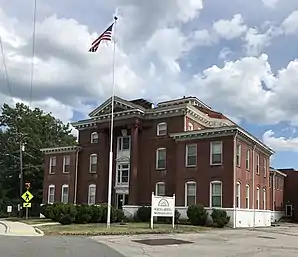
[150,193,175,229]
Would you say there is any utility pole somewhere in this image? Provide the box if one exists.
[19,135,25,218]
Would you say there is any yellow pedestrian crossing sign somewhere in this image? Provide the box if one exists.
[23,202,31,208]
[21,191,34,203]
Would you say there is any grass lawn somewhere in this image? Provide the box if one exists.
[40,222,208,236]
[4,217,54,225]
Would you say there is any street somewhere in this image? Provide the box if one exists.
[0,235,124,257]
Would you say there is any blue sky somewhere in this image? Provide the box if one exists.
[0,0,298,168]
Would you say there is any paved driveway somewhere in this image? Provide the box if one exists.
[93,223,298,257]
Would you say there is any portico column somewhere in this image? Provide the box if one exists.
[128,120,140,205]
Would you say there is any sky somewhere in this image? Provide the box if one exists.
[0,0,298,169]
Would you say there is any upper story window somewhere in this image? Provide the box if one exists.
[156,148,166,169]
[269,175,272,188]
[210,181,222,207]
[157,122,167,136]
[63,155,70,173]
[256,153,260,174]
[186,144,197,167]
[118,136,130,151]
[246,149,250,170]
[89,154,97,173]
[263,158,267,177]
[185,181,196,206]
[91,132,99,143]
[188,123,194,131]
[61,184,69,203]
[210,141,222,165]
[48,185,55,204]
[49,157,56,174]
[88,184,96,205]
[155,182,166,196]
[236,144,241,167]
[117,163,129,184]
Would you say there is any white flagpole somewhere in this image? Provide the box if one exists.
[107,15,118,228]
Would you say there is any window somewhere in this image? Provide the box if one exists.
[61,184,69,203]
[210,181,222,207]
[118,136,130,151]
[256,154,260,174]
[156,148,166,169]
[236,144,241,167]
[91,132,98,143]
[263,158,267,177]
[263,188,266,210]
[186,144,197,167]
[89,154,97,173]
[210,141,222,165]
[188,123,194,131]
[185,182,196,206]
[88,184,96,205]
[156,182,166,196]
[269,175,272,188]
[49,157,56,174]
[48,185,55,204]
[245,150,250,170]
[236,182,241,208]
[117,163,129,184]
[245,184,250,209]
[157,122,167,136]
[256,187,260,209]
[63,156,70,173]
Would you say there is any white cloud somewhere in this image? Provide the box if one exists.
[218,47,233,60]
[261,0,280,8]
[281,10,298,35]
[263,130,298,152]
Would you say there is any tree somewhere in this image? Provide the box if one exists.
[0,103,76,212]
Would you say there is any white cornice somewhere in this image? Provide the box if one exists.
[270,168,287,177]
[40,146,81,154]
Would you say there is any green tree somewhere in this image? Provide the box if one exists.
[0,103,76,211]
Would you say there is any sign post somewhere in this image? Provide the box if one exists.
[150,192,175,229]
[21,183,33,220]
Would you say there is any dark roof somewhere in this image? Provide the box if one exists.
[130,98,153,109]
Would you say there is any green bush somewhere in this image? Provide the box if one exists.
[187,204,207,226]
[136,206,151,222]
[211,209,230,228]
[157,209,181,224]
[75,205,92,224]
[57,204,77,225]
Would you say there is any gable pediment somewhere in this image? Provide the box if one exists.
[89,96,145,117]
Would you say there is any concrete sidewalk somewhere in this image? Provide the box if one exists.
[0,220,43,237]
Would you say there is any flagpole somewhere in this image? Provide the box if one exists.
[107,16,118,229]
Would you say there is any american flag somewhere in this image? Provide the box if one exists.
[89,23,114,52]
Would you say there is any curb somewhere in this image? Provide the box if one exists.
[34,227,44,236]
[0,220,10,234]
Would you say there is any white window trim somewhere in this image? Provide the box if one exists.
[91,132,98,143]
[236,182,241,208]
[117,136,131,151]
[155,182,166,196]
[256,154,260,174]
[185,144,197,167]
[88,184,96,205]
[246,184,250,209]
[61,184,69,203]
[156,148,166,169]
[256,186,260,209]
[264,158,267,177]
[48,185,55,204]
[116,163,130,185]
[157,122,167,136]
[210,141,223,165]
[210,181,222,208]
[246,150,250,170]
[184,181,196,207]
[89,154,97,173]
[236,144,241,167]
[63,155,70,173]
[263,188,266,210]
[188,122,194,131]
[49,157,56,174]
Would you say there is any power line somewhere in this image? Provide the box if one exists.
[0,36,12,99]
[29,0,37,106]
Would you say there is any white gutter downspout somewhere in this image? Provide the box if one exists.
[273,172,276,211]
[252,144,256,227]
[233,131,238,228]
[74,149,79,204]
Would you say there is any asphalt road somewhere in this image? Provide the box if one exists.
[0,235,125,257]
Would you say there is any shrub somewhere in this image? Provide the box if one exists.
[136,206,151,222]
[187,204,207,226]
[211,209,230,228]
[57,204,77,225]
[157,209,181,224]
[75,205,92,224]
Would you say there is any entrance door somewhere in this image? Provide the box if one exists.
[116,194,129,209]
[286,204,293,216]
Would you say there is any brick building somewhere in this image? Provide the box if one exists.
[41,96,278,227]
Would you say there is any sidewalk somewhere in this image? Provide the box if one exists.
[0,220,43,236]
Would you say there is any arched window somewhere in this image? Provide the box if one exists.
[185,181,196,206]
[236,182,241,208]
[48,185,55,204]
[61,184,69,203]
[88,184,96,205]
[91,132,99,143]
[155,182,166,196]
[157,122,167,136]
[245,184,250,209]
[210,181,222,207]
[89,154,97,173]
